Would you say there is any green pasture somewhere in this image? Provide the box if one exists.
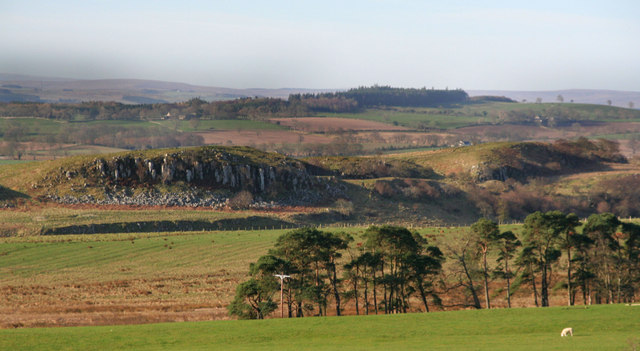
[0,224,512,286]
[0,159,36,165]
[0,117,63,138]
[0,226,371,289]
[2,304,637,351]
[322,110,480,129]
[0,229,277,285]
[324,102,640,130]
[153,119,287,132]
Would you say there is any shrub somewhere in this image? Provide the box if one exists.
[228,191,254,209]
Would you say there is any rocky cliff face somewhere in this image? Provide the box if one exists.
[50,147,345,207]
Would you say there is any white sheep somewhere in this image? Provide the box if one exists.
[560,327,573,337]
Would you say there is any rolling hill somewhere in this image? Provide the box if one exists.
[0,140,636,230]
[0,74,335,103]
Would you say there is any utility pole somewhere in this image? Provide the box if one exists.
[274,274,291,318]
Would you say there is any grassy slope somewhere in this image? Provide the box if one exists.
[384,142,510,176]
[1,304,638,351]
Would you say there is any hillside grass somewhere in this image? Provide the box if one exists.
[383,142,512,176]
[1,304,638,351]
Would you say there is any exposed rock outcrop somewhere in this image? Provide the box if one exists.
[48,146,346,207]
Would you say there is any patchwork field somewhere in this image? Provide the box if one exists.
[270,117,409,132]
[1,304,638,351]
[154,119,287,132]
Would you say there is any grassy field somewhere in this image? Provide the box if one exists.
[321,109,481,129]
[0,117,64,138]
[154,119,288,132]
[0,222,573,330]
[323,102,640,130]
[1,304,638,351]
[0,159,37,165]
[0,226,366,327]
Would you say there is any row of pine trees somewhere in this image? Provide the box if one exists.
[228,211,640,319]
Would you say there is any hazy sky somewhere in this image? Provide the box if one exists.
[2,0,639,90]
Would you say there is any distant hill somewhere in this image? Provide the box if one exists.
[3,74,638,109]
[0,74,336,103]
[468,89,640,109]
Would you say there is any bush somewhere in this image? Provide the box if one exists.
[228,191,254,209]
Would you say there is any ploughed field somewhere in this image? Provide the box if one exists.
[1,304,638,351]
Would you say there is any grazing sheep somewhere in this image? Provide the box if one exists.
[561,327,573,337]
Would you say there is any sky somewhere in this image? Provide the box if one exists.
[1,0,639,90]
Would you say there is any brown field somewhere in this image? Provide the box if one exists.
[270,117,409,133]
[196,130,334,146]
[0,273,235,328]
[0,267,571,329]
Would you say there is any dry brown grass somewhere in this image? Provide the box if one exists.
[195,130,333,145]
[0,271,243,328]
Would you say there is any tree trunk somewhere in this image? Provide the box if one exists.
[505,258,511,308]
[363,266,370,315]
[482,249,491,309]
[382,265,388,314]
[400,278,407,313]
[461,256,482,309]
[530,262,539,307]
[372,267,378,314]
[287,288,292,318]
[417,282,430,312]
[387,281,395,314]
[353,274,359,315]
[297,301,304,317]
[541,263,549,307]
[606,270,613,304]
[567,246,573,306]
[331,262,341,316]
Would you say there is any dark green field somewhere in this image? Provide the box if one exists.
[1,304,637,351]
